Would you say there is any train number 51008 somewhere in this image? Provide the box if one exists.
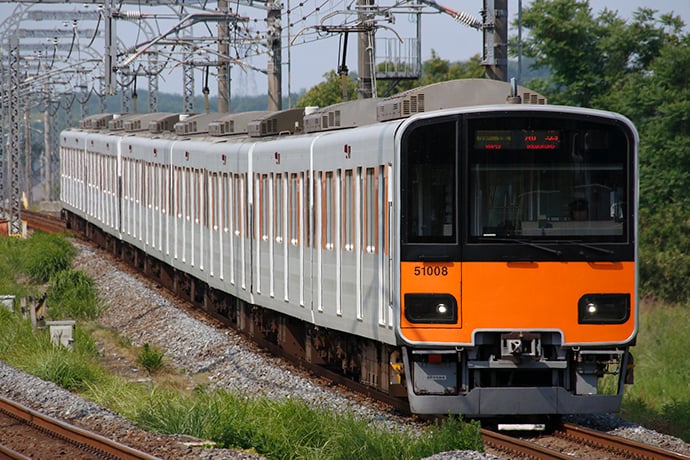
[413,266,448,276]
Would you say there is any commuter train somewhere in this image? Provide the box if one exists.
[60,79,637,417]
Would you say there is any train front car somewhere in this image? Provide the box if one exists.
[397,105,637,416]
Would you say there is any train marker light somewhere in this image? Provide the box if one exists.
[578,294,630,324]
[404,294,457,324]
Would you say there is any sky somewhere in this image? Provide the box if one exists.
[1,0,690,101]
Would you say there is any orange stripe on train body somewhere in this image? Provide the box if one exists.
[400,261,635,346]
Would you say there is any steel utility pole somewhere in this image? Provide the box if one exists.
[43,85,51,203]
[483,0,508,81]
[218,0,230,112]
[7,37,22,235]
[266,0,282,111]
[356,0,375,99]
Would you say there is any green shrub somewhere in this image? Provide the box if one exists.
[46,269,101,320]
[0,308,33,355]
[137,343,165,374]
[639,205,690,302]
[25,345,105,391]
[20,232,76,283]
[0,237,24,293]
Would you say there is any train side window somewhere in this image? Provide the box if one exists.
[198,169,203,226]
[184,167,192,221]
[275,173,284,244]
[163,164,170,215]
[152,164,158,211]
[133,160,139,204]
[300,173,315,247]
[258,174,270,241]
[195,169,200,225]
[152,162,156,212]
[363,167,378,253]
[124,157,129,207]
[153,163,158,212]
[128,160,133,202]
[172,166,178,217]
[343,169,354,251]
[402,120,457,244]
[143,161,148,210]
[174,167,182,219]
[149,162,155,211]
[222,173,230,233]
[289,173,300,245]
[146,162,151,210]
[234,174,244,237]
[210,172,219,230]
[192,169,199,224]
[322,171,335,250]
[138,160,144,206]
[126,159,131,203]
[202,169,208,226]
[189,168,195,222]
[281,173,288,244]
[198,168,204,226]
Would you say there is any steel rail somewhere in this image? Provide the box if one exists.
[481,428,575,460]
[0,443,31,460]
[22,209,68,234]
[560,423,690,460]
[0,395,159,460]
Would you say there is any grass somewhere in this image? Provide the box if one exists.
[0,232,485,459]
[47,269,102,320]
[20,231,76,283]
[620,299,690,442]
[131,389,482,460]
[137,343,166,375]
[0,308,107,392]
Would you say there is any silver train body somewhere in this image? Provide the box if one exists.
[60,79,638,417]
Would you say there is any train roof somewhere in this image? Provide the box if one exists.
[73,78,547,138]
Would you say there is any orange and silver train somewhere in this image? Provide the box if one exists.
[60,79,637,416]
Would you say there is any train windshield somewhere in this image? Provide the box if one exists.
[467,116,632,241]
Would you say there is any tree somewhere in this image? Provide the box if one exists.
[519,0,683,107]
[419,51,484,85]
[298,52,485,107]
[295,70,357,108]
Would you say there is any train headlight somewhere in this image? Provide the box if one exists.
[578,294,630,324]
[404,294,457,324]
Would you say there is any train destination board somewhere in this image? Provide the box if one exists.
[474,130,561,150]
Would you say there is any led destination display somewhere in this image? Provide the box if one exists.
[474,130,561,150]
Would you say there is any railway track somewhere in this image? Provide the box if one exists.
[482,422,690,460]
[22,209,67,234]
[0,394,158,459]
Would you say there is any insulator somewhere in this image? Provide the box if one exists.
[122,11,144,19]
[452,10,482,30]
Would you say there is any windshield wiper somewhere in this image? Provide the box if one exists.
[482,237,563,256]
[564,241,615,255]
